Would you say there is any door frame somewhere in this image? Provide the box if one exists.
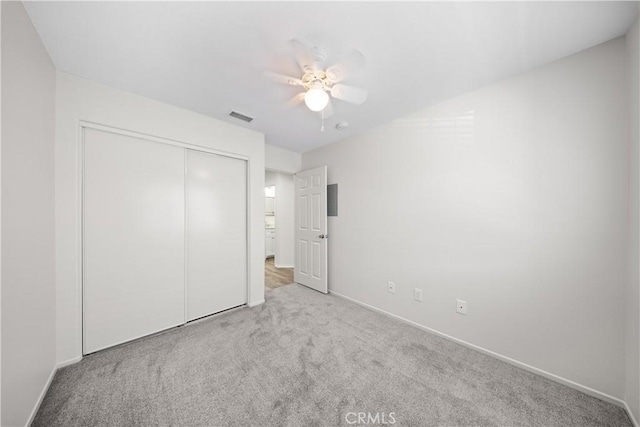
[78,121,251,354]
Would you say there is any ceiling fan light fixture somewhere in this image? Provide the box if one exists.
[304,83,329,112]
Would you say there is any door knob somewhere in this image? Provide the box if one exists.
[319,234,327,239]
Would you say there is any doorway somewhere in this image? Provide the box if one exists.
[265,170,295,290]
[265,258,293,290]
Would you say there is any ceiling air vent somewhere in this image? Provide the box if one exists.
[228,111,254,123]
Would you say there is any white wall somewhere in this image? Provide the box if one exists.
[265,144,301,174]
[274,173,295,268]
[303,38,628,401]
[626,13,640,424]
[265,170,277,187]
[1,2,57,425]
[265,170,295,268]
[1,2,3,421]
[55,72,265,365]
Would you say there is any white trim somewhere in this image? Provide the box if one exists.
[25,366,56,427]
[248,299,265,307]
[25,357,83,426]
[79,121,250,162]
[77,122,85,359]
[185,304,246,326]
[625,401,639,427]
[329,290,628,410]
[85,322,185,355]
[184,149,189,324]
[245,157,253,309]
[274,263,294,269]
[265,166,300,175]
[57,356,82,369]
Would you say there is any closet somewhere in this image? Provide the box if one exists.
[83,127,247,354]
[186,150,246,322]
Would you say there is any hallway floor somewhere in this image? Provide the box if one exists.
[265,257,294,290]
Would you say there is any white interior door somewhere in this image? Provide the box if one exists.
[294,166,328,293]
[186,150,247,321]
[83,128,185,354]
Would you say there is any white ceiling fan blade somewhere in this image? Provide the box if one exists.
[323,98,335,118]
[325,49,365,84]
[286,92,306,108]
[263,71,303,86]
[331,84,368,105]
[289,38,323,73]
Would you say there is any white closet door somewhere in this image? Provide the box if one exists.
[187,150,247,321]
[83,128,185,354]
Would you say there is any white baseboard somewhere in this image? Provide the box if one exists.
[25,365,56,427]
[248,299,265,307]
[274,263,294,269]
[57,356,82,369]
[624,401,639,427]
[24,356,83,426]
[329,290,629,412]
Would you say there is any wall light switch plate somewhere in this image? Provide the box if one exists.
[388,282,396,294]
[456,299,467,315]
[414,288,423,302]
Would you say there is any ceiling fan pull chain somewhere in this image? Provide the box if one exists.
[320,108,325,132]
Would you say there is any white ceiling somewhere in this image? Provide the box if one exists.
[25,1,639,153]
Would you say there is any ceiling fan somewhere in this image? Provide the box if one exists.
[264,38,368,118]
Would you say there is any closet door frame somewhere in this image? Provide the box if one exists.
[79,121,251,355]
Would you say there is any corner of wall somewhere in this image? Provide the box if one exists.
[626,11,640,425]
[2,1,58,425]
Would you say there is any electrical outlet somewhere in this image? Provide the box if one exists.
[456,299,467,315]
[414,288,423,302]
[387,282,396,294]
